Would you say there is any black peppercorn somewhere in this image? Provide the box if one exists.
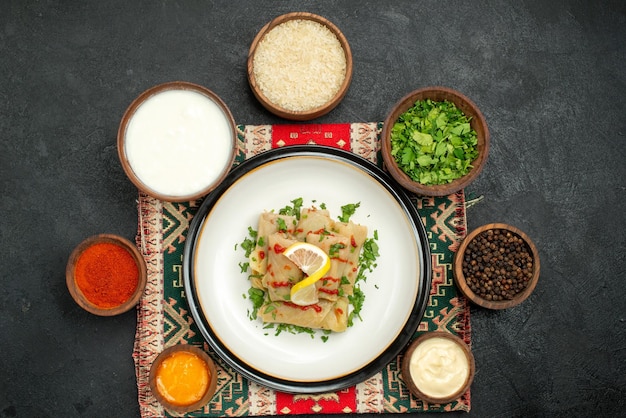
[461,228,534,301]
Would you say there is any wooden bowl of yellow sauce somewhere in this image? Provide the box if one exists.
[149,345,218,413]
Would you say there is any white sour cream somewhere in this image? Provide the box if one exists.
[409,337,470,399]
[124,89,233,198]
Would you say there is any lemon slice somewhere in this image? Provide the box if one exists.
[284,242,331,306]
[290,282,319,306]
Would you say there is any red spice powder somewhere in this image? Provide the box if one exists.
[74,242,139,309]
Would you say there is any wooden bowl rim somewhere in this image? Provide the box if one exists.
[453,223,541,310]
[149,344,219,414]
[381,86,490,196]
[117,81,238,202]
[401,331,475,404]
[65,233,147,316]
[247,12,353,121]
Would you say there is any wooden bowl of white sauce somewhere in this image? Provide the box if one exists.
[117,81,237,202]
[401,331,475,404]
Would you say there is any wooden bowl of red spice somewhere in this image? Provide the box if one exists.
[66,234,147,316]
[149,344,218,414]
[453,223,540,310]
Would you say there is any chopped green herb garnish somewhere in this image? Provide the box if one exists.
[248,288,266,320]
[390,99,478,185]
[348,287,365,327]
[279,197,304,220]
[274,324,316,338]
[329,243,346,258]
[276,218,287,232]
[338,202,360,223]
[355,233,380,283]
[241,227,258,257]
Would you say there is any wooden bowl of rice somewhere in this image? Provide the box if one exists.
[247,12,353,121]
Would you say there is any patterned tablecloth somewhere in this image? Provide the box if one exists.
[133,123,471,417]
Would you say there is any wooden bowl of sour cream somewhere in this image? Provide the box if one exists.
[118,81,237,202]
[401,331,475,404]
[248,12,353,121]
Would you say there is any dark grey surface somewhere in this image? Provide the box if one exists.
[1,1,625,417]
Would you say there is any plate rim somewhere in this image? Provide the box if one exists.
[183,145,432,393]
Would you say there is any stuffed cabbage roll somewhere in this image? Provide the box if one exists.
[305,233,351,301]
[294,207,332,240]
[259,297,349,333]
[249,212,297,275]
[333,222,368,296]
[262,233,302,302]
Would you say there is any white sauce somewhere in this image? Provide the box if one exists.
[124,89,233,197]
[409,337,470,399]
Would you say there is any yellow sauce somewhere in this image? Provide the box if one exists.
[409,337,469,399]
[155,350,210,406]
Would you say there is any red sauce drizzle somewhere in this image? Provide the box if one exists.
[319,288,338,295]
[273,244,286,254]
[259,250,265,260]
[350,236,357,248]
[270,281,291,288]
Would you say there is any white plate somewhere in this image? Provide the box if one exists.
[184,146,431,393]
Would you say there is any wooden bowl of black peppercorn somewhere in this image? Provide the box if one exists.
[453,223,540,310]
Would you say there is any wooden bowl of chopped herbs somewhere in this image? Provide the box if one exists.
[247,12,353,121]
[453,223,540,310]
[381,87,490,196]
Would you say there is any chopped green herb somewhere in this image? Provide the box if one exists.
[348,287,365,327]
[390,99,478,185]
[329,243,346,258]
[248,288,266,320]
[338,202,360,223]
[276,218,287,232]
[279,197,304,220]
[240,227,258,257]
[274,324,316,338]
[355,233,380,284]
